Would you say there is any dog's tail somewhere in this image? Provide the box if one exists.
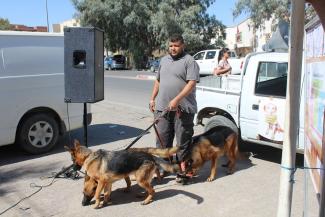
[153,157,181,173]
[130,147,179,158]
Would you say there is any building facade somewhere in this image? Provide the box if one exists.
[52,19,80,33]
[10,24,47,32]
[224,18,274,56]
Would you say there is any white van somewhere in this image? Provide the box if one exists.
[0,31,91,154]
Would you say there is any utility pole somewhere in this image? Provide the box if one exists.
[46,0,49,32]
[276,0,305,216]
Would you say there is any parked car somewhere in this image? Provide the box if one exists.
[104,55,126,70]
[0,31,92,154]
[193,49,244,75]
[149,58,161,72]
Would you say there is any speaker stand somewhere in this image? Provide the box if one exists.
[83,103,88,147]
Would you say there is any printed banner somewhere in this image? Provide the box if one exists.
[305,20,325,195]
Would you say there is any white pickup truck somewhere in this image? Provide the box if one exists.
[195,52,305,152]
[193,49,244,75]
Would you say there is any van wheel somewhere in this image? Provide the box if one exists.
[204,115,238,134]
[17,114,59,154]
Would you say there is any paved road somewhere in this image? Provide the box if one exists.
[104,69,155,111]
[0,70,320,217]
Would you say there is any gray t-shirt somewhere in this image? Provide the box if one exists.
[156,53,200,113]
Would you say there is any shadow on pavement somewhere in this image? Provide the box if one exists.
[185,156,255,185]
[0,161,67,196]
[0,123,148,166]
[85,185,203,207]
[240,142,304,167]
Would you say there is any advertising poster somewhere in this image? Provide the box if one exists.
[258,97,285,142]
[305,20,325,195]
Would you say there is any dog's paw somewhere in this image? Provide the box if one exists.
[102,200,112,207]
[92,203,101,209]
[206,177,214,182]
[141,199,153,205]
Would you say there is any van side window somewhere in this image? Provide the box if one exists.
[205,51,216,60]
[193,52,205,60]
[255,62,288,97]
[2,37,63,77]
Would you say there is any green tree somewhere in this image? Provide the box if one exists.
[72,0,225,67]
[150,0,225,54]
[72,0,159,68]
[233,0,290,29]
[233,0,317,29]
[0,17,11,30]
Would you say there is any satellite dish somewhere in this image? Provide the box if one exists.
[262,20,289,52]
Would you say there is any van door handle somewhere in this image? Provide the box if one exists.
[252,104,259,110]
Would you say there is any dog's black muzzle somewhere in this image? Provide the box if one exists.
[73,163,82,171]
[82,194,93,206]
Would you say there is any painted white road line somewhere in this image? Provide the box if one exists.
[104,74,156,80]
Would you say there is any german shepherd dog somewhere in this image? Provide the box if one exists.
[181,125,241,182]
[65,140,179,209]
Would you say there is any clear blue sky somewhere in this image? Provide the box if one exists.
[0,0,248,30]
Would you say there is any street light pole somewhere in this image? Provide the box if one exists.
[46,0,49,32]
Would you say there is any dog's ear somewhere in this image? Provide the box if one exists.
[64,145,75,154]
[74,139,81,149]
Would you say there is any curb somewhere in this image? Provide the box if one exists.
[136,74,156,80]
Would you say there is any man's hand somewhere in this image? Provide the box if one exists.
[149,100,155,112]
[168,98,179,111]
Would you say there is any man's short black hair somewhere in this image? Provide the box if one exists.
[169,34,184,44]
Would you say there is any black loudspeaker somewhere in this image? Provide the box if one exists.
[64,27,104,103]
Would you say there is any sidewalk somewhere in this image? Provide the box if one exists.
[0,101,319,217]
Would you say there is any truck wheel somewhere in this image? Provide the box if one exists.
[17,114,59,154]
[204,115,239,134]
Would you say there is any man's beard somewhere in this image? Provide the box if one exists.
[170,51,185,60]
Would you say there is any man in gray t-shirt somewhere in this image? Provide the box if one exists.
[149,34,200,179]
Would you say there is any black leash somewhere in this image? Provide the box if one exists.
[124,109,169,150]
